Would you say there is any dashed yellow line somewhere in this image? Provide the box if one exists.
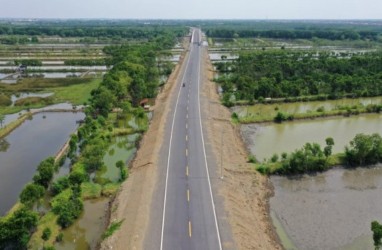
[187,189,190,202]
[189,221,192,238]
[186,149,188,157]
[186,166,189,176]
[186,135,188,141]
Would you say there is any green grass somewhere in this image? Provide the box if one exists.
[102,183,120,196]
[28,212,60,250]
[102,219,124,240]
[50,78,101,105]
[81,182,102,199]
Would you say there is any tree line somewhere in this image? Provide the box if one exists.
[206,29,380,41]
[216,50,382,106]
[257,133,382,175]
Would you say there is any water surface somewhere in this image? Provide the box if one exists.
[270,166,382,250]
[0,112,84,215]
[242,114,382,160]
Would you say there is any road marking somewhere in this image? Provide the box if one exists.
[187,106,189,111]
[160,29,194,250]
[186,114,188,119]
[186,148,188,157]
[187,189,190,202]
[186,166,189,176]
[186,123,188,129]
[196,29,223,250]
[189,221,192,238]
[186,135,188,141]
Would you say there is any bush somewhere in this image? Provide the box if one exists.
[0,94,12,106]
[41,227,51,241]
[248,154,257,163]
[256,165,270,175]
[19,183,45,207]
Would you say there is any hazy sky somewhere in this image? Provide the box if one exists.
[0,0,381,19]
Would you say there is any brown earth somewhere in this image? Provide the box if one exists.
[99,37,190,250]
[201,47,283,250]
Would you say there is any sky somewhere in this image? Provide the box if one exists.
[0,0,381,19]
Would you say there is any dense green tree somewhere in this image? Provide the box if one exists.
[0,207,38,249]
[372,221,382,250]
[19,183,45,207]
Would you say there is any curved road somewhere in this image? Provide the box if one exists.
[145,28,230,250]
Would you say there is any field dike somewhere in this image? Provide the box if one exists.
[201,48,282,249]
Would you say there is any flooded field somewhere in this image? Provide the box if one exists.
[232,97,382,119]
[55,198,109,250]
[242,113,382,160]
[0,112,84,215]
[99,134,139,182]
[270,166,382,250]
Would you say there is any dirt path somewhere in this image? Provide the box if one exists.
[100,38,190,250]
[201,47,283,250]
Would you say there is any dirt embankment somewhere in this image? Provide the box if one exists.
[100,38,190,250]
[201,48,283,250]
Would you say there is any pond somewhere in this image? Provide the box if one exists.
[242,113,382,161]
[270,165,382,250]
[0,112,85,215]
[98,134,139,183]
[55,198,109,250]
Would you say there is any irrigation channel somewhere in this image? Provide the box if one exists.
[241,113,382,249]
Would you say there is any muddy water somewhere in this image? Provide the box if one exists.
[0,112,84,215]
[55,198,109,250]
[270,166,382,250]
[242,114,382,161]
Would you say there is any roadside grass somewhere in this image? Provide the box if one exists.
[102,183,120,196]
[102,219,124,240]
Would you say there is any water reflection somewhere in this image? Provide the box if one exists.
[0,138,10,152]
[271,166,382,250]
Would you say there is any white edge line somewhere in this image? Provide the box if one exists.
[160,29,194,250]
[196,30,223,250]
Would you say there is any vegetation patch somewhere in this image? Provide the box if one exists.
[102,220,124,240]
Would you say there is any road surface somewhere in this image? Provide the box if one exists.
[145,28,228,250]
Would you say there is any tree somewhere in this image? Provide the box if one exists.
[19,183,45,207]
[372,221,382,249]
[116,160,128,181]
[324,137,335,158]
[0,207,38,249]
[41,227,51,241]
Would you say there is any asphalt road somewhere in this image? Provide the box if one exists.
[145,28,224,250]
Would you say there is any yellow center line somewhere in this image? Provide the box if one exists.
[186,166,189,176]
[186,149,188,157]
[186,135,188,141]
[189,221,192,238]
[187,189,190,202]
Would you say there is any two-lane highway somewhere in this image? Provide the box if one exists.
[158,28,222,250]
